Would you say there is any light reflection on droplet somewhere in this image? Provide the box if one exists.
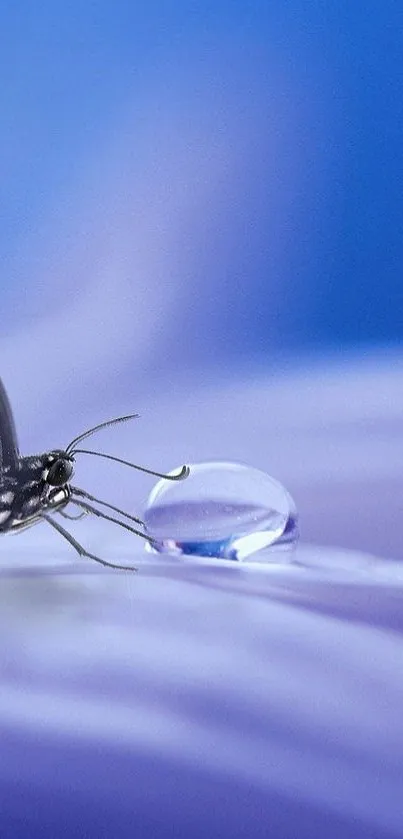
[144,461,298,562]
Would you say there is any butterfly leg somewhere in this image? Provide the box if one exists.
[70,498,149,540]
[71,485,144,526]
[58,506,89,521]
[41,513,137,572]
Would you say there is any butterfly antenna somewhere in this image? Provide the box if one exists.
[71,448,190,481]
[66,414,139,453]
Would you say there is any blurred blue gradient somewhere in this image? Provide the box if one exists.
[1,2,402,382]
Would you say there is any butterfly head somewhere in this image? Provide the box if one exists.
[44,450,75,487]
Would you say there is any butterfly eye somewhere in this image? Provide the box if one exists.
[46,458,74,487]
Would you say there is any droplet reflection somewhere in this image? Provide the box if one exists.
[144,461,298,561]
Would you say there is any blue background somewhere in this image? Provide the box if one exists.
[1,2,402,374]
[1,6,403,839]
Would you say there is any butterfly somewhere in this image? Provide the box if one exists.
[0,378,189,571]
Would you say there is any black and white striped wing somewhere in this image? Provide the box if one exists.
[0,378,19,472]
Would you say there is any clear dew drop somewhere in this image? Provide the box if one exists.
[144,461,299,562]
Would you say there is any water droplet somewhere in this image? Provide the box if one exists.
[144,461,298,561]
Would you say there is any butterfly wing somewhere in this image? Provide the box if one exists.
[0,378,19,472]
